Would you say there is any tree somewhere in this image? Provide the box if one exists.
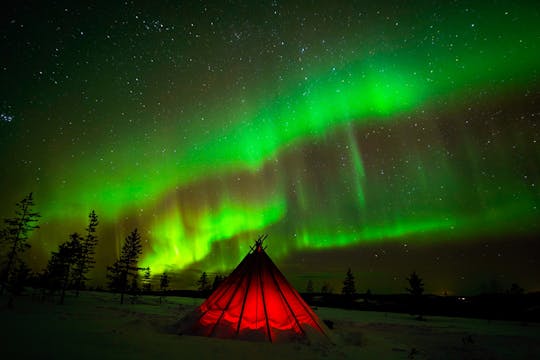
[46,233,82,304]
[160,272,169,292]
[321,282,333,294]
[406,271,425,320]
[406,271,424,297]
[212,274,225,291]
[342,268,356,297]
[306,279,314,293]
[509,283,524,296]
[72,210,99,296]
[106,229,143,304]
[1,193,40,295]
[159,272,169,304]
[365,288,373,301]
[142,267,152,292]
[197,271,210,292]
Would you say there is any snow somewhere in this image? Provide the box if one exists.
[1,291,539,359]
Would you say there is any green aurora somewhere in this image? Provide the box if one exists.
[1,1,539,292]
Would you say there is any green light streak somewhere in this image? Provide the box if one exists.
[141,193,287,273]
[297,217,456,250]
[347,127,366,208]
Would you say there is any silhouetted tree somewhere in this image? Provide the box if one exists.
[1,193,40,296]
[46,233,82,304]
[406,271,425,320]
[306,279,314,293]
[197,271,210,292]
[364,289,373,303]
[321,282,333,294]
[72,210,99,296]
[365,289,373,302]
[160,272,169,291]
[142,267,152,292]
[406,271,424,297]
[106,229,143,304]
[342,268,356,298]
[508,283,524,296]
[159,272,169,304]
[211,274,225,291]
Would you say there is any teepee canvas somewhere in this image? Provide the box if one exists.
[185,236,330,342]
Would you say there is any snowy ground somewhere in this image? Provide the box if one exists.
[1,291,539,359]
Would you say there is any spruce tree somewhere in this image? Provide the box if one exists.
[142,267,152,292]
[321,283,332,294]
[406,271,425,320]
[106,228,143,304]
[342,268,356,297]
[1,193,40,295]
[211,274,224,291]
[46,233,82,304]
[306,279,314,293]
[159,272,169,304]
[406,271,424,297]
[72,210,99,296]
[159,272,169,292]
[197,271,210,292]
[509,283,524,296]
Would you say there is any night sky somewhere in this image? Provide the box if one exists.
[1,1,539,295]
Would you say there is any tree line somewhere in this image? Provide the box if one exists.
[1,193,529,312]
[305,267,425,298]
[0,193,170,307]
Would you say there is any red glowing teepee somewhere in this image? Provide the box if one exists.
[185,235,330,342]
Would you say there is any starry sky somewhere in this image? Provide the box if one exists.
[1,1,539,295]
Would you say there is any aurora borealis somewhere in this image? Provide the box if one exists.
[1,1,539,294]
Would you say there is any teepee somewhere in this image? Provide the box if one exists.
[184,235,330,342]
